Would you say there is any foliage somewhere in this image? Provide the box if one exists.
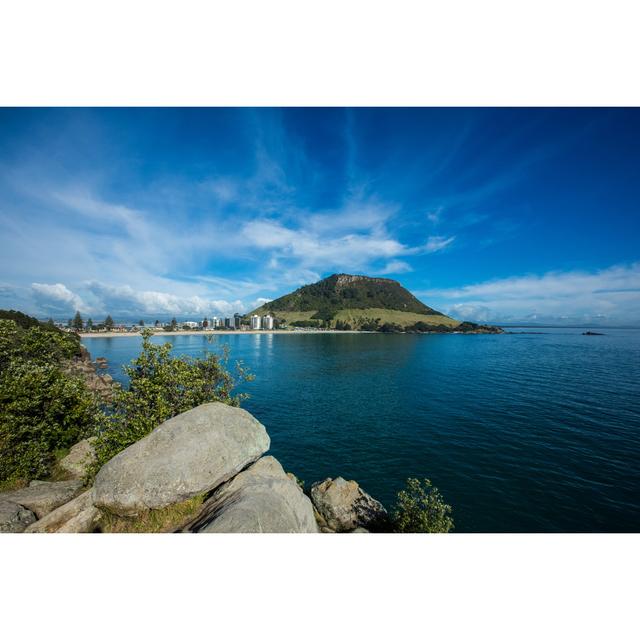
[90,329,253,474]
[334,320,352,331]
[104,315,114,330]
[0,318,100,482]
[72,311,84,330]
[359,317,381,331]
[392,478,454,533]
[290,319,321,328]
[378,322,404,333]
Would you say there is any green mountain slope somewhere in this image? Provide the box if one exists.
[249,274,461,330]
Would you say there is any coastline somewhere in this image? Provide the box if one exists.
[78,329,364,338]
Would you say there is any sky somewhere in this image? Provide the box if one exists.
[0,107,639,326]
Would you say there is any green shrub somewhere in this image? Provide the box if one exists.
[392,478,454,533]
[0,360,99,481]
[0,318,98,482]
[91,329,252,474]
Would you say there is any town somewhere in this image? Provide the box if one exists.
[55,311,280,333]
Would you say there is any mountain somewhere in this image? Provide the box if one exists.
[249,274,462,330]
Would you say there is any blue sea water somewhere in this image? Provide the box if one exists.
[82,328,640,532]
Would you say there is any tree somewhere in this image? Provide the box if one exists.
[392,478,454,533]
[104,315,114,331]
[72,311,83,331]
[202,317,209,329]
[87,318,94,331]
[91,329,253,473]
[171,317,177,330]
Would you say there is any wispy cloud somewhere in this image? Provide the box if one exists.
[424,236,455,253]
[421,263,640,325]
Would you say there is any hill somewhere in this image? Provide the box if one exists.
[250,274,462,330]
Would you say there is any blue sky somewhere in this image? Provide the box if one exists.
[0,107,639,325]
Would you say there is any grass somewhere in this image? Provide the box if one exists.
[265,308,460,329]
[0,477,29,492]
[99,494,206,533]
[333,308,460,328]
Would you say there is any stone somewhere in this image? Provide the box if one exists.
[0,480,84,519]
[310,477,388,532]
[93,402,270,517]
[56,505,103,533]
[25,490,100,533]
[58,438,97,479]
[186,456,319,533]
[0,500,37,533]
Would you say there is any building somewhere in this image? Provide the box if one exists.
[182,321,199,329]
[233,313,242,329]
[250,314,261,330]
[263,314,274,330]
[224,317,232,328]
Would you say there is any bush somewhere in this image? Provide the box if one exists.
[91,329,252,473]
[0,319,99,482]
[392,478,454,533]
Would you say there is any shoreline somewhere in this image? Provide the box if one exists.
[78,329,364,338]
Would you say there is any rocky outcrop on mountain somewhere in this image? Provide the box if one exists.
[93,403,270,517]
[310,477,388,532]
[184,456,318,533]
[58,438,97,479]
[0,500,37,532]
[0,480,84,519]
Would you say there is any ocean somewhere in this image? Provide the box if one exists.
[82,328,640,532]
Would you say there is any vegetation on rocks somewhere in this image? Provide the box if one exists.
[90,329,253,476]
[0,317,100,483]
[392,478,454,533]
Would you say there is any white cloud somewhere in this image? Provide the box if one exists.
[378,260,413,275]
[421,263,640,325]
[424,235,455,253]
[85,282,244,318]
[31,282,90,314]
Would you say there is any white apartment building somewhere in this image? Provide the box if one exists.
[263,314,274,330]
[250,314,262,330]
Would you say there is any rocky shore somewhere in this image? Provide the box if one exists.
[0,402,387,533]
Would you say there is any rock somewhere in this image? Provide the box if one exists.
[58,438,97,479]
[0,480,84,519]
[310,477,387,532]
[186,456,319,533]
[93,402,270,517]
[25,490,101,533]
[0,500,37,533]
[56,504,103,533]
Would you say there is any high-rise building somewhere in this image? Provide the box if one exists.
[224,317,231,328]
[234,313,242,329]
[250,314,261,330]
[263,314,274,330]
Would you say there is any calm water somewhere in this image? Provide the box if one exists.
[83,329,640,532]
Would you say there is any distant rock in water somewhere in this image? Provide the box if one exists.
[583,331,605,336]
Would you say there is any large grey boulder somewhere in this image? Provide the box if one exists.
[186,456,319,533]
[25,490,101,533]
[58,438,97,479]
[93,403,270,517]
[0,500,37,533]
[310,477,387,532]
[0,480,84,519]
